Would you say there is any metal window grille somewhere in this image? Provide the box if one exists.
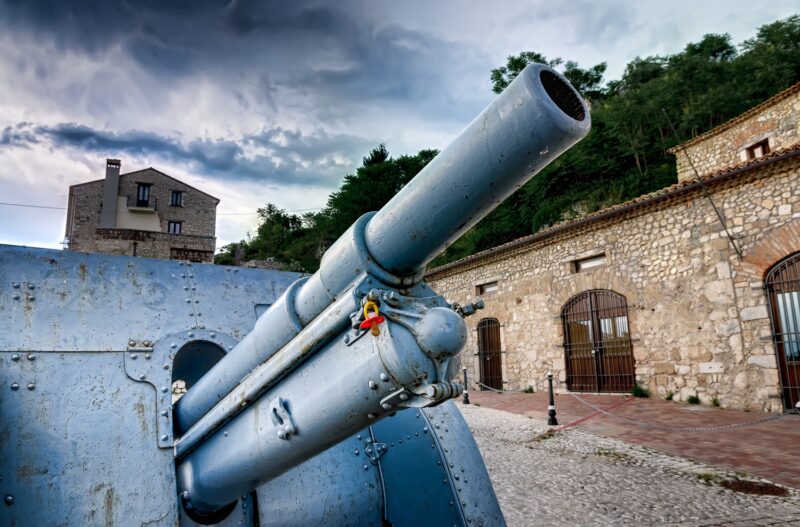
[562,290,635,393]
[765,251,800,410]
[476,318,503,390]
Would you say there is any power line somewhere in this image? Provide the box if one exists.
[0,202,66,210]
[218,207,322,216]
[0,201,322,215]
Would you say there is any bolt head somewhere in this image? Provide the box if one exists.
[399,393,409,401]
[10,383,19,391]
[209,332,216,338]
[11,354,19,361]
[163,363,170,370]
[11,283,19,288]
[368,381,377,390]
[129,340,136,347]
[188,332,194,338]
[11,294,19,300]
[161,386,169,393]
[27,284,34,290]
[26,383,35,390]
[161,434,169,441]
[160,409,168,417]
[130,354,138,360]
[367,413,376,419]
[4,495,14,505]
[138,374,146,380]
[277,431,286,439]
[27,295,35,301]
[144,354,151,360]
[27,354,35,361]
[381,403,392,410]
[379,373,390,382]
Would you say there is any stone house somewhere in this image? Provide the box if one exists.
[65,159,219,262]
[427,81,800,412]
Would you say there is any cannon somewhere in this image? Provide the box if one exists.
[0,64,589,526]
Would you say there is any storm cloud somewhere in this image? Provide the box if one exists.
[4,121,373,185]
[0,0,797,249]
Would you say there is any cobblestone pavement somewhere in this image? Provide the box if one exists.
[459,403,800,527]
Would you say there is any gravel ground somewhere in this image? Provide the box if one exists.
[459,403,800,527]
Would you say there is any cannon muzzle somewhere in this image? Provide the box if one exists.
[175,64,590,516]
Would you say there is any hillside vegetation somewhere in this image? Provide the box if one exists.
[216,15,800,272]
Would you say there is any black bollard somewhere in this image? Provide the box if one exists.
[547,371,558,426]
[462,367,470,405]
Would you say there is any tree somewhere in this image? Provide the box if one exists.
[216,146,438,272]
[490,51,607,100]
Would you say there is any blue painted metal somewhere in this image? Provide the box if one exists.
[176,63,590,434]
[0,63,590,526]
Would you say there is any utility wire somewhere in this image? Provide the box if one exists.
[0,201,66,210]
[0,201,322,215]
[218,207,322,216]
[661,108,743,260]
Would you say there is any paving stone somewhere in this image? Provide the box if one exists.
[460,404,800,527]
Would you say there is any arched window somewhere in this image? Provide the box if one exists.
[765,252,800,410]
[476,318,503,390]
[562,290,635,392]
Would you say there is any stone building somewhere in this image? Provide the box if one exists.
[65,159,219,262]
[427,81,800,412]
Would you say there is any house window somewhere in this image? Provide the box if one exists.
[746,139,770,161]
[136,183,151,207]
[170,191,185,207]
[476,281,498,295]
[168,221,182,234]
[573,253,606,273]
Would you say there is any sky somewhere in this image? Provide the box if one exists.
[0,0,797,251]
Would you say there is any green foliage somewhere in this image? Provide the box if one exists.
[219,16,800,273]
[631,384,650,398]
[711,396,721,407]
[687,395,701,405]
[524,385,534,393]
[432,17,800,268]
[665,391,674,401]
[490,51,607,100]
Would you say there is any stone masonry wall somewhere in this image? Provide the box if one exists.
[67,169,217,261]
[427,157,800,412]
[674,88,800,182]
[117,169,217,237]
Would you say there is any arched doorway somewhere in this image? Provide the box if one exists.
[477,318,503,390]
[562,290,635,392]
[765,252,800,410]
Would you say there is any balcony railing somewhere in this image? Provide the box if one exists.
[126,195,158,212]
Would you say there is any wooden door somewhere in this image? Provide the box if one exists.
[477,318,503,390]
[562,290,635,392]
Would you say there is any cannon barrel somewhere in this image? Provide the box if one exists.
[175,64,589,434]
[175,64,590,516]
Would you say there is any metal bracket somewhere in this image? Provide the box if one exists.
[270,397,297,440]
[379,383,464,411]
[124,328,239,449]
[364,440,388,464]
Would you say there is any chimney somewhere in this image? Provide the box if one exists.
[100,159,121,228]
